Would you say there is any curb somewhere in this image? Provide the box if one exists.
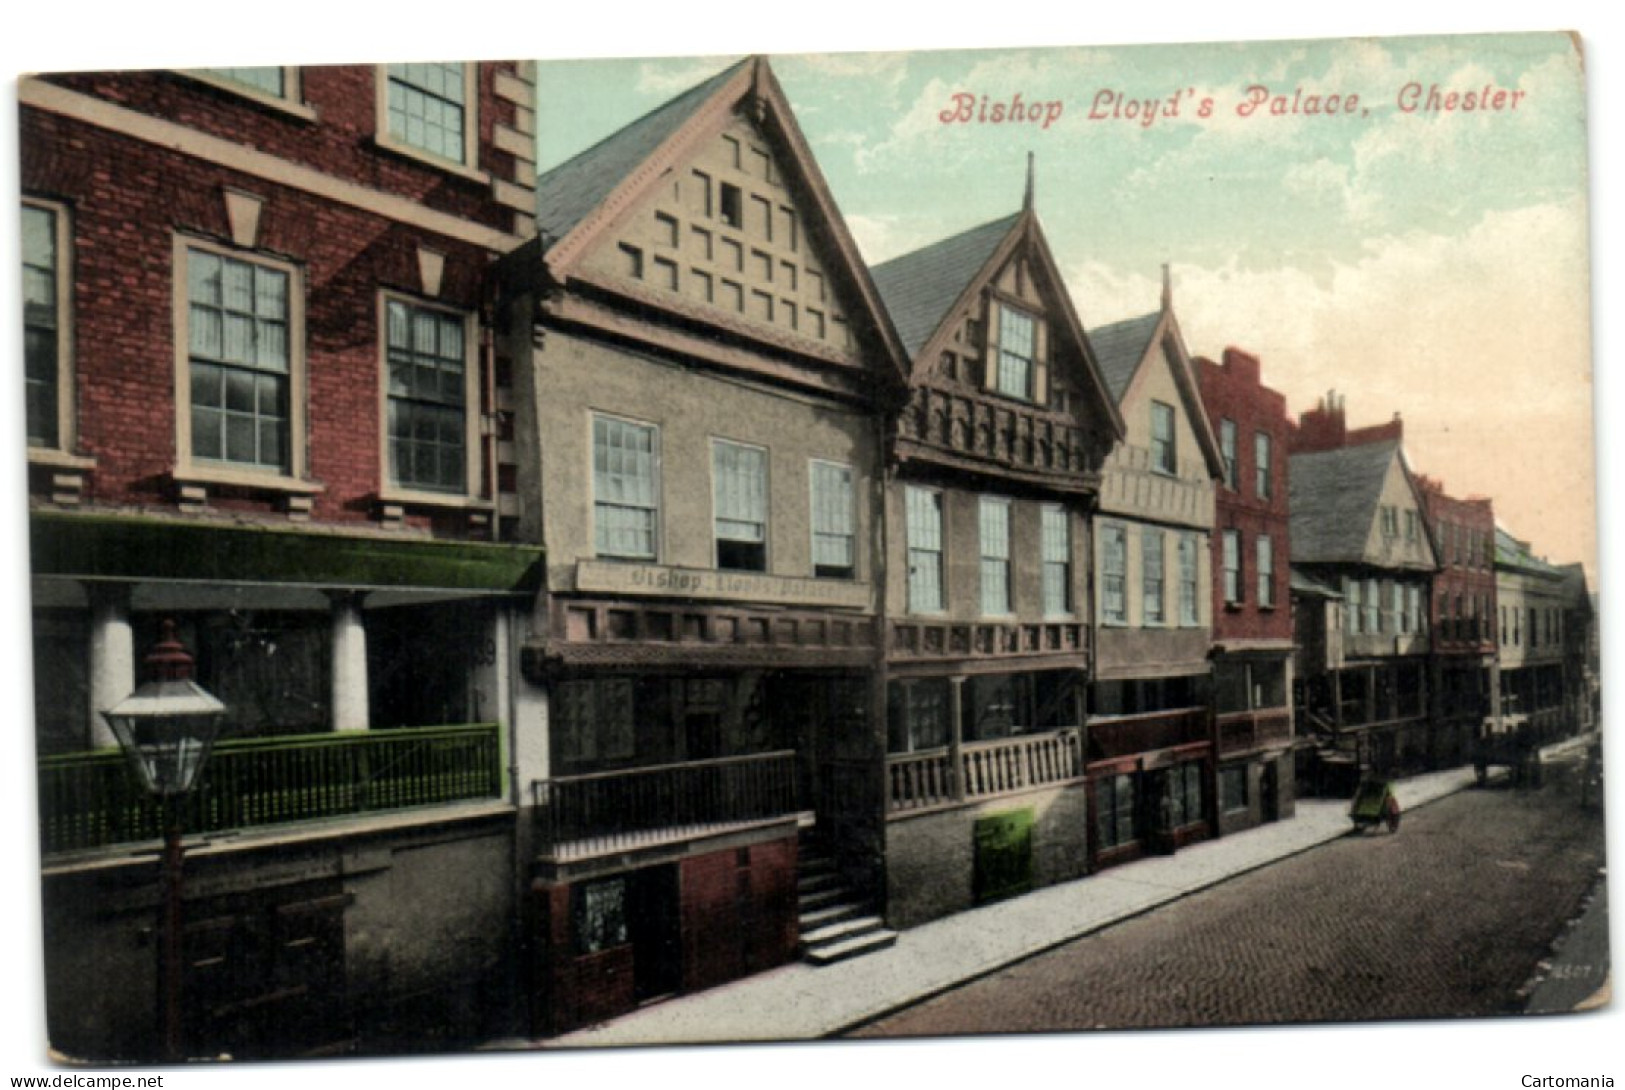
[826,771,1480,1038]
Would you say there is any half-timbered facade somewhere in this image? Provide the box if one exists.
[1085,275,1225,867]
[1289,397,1439,791]
[868,177,1123,926]
[498,57,910,1031]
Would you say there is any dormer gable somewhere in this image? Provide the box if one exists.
[1091,288,1224,485]
[1358,448,1440,570]
[528,56,907,399]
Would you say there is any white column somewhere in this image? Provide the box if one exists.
[329,591,370,731]
[508,606,550,800]
[87,583,134,749]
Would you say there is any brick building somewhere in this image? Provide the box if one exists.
[1084,274,1225,867]
[868,172,1124,927]
[496,57,909,1033]
[1195,348,1295,834]
[1416,474,1497,768]
[1288,394,1439,791]
[22,62,546,1058]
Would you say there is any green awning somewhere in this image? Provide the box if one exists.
[30,511,544,594]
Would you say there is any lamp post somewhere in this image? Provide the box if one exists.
[101,620,226,1063]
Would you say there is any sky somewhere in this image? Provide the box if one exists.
[537,34,1597,581]
[1,5,1618,1088]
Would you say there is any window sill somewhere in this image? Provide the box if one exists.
[176,71,319,123]
[28,447,97,471]
[372,136,491,186]
[1224,601,1245,612]
[378,488,493,512]
[172,464,324,496]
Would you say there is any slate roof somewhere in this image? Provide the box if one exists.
[1495,527,1566,577]
[536,59,748,243]
[1288,439,1400,564]
[869,213,1021,358]
[1086,312,1162,404]
[1290,567,1344,598]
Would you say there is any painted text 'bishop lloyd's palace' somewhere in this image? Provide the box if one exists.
[19,56,1597,1058]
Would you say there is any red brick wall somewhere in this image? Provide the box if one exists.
[41,65,521,232]
[1196,349,1292,644]
[680,837,798,994]
[21,102,507,533]
[1418,479,1497,654]
[530,883,635,1037]
[530,835,798,1037]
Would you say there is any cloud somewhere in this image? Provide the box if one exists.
[1066,197,1595,571]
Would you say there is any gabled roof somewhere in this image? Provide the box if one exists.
[1088,312,1163,404]
[537,60,747,243]
[1085,295,1224,480]
[1289,439,1409,564]
[870,213,1020,358]
[868,202,1124,440]
[525,55,909,387]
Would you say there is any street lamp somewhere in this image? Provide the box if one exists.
[101,619,226,1063]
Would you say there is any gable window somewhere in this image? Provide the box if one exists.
[979,497,1012,615]
[383,62,473,167]
[1222,529,1242,606]
[1040,505,1071,615]
[1254,432,1272,498]
[183,245,294,473]
[1405,510,1418,542]
[1142,529,1165,625]
[1151,401,1176,474]
[713,439,768,571]
[905,487,944,614]
[1102,525,1127,624]
[995,306,1036,400]
[1178,533,1200,625]
[23,201,69,450]
[719,183,743,229]
[1257,534,1274,607]
[1381,505,1399,537]
[384,297,471,495]
[593,415,659,560]
[1219,419,1238,490]
[810,461,855,579]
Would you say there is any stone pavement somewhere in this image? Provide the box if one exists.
[517,763,1483,1049]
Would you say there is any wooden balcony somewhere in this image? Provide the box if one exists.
[887,728,1084,814]
[531,750,800,860]
[1087,706,1210,761]
[1216,708,1293,755]
[38,723,504,856]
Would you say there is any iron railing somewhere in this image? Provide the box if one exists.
[532,750,798,856]
[38,723,503,855]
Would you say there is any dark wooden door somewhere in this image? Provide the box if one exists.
[183,879,352,1058]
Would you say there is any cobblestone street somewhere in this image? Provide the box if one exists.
[853,774,1607,1037]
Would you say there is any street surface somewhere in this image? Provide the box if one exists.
[852,766,1606,1036]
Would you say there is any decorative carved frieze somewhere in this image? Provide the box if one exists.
[527,594,879,674]
[895,381,1106,484]
[888,618,1088,666]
